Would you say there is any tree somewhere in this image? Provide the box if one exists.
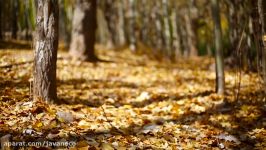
[252,0,266,92]
[33,0,59,102]
[69,0,98,61]
[211,0,225,95]
[0,0,2,40]
[11,0,18,39]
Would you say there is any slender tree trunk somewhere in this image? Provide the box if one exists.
[171,5,181,60]
[11,0,18,39]
[116,0,126,47]
[185,0,198,57]
[140,0,149,45]
[34,0,59,102]
[0,0,2,40]
[153,0,163,54]
[104,0,116,49]
[128,0,137,51]
[162,0,172,58]
[70,0,97,61]
[59,0,68,48]
[211,0,225,95]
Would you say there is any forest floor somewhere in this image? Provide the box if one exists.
[0,40,265,150]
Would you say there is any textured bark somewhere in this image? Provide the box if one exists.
[70,0,97,61]
[253,0,266,92]
[211,0,225,95]
[34,0,59,102]
[261,0,266,92]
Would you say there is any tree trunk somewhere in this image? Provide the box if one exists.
[184,0,197,57]
[162,0,172,58]
[152,0,163,54]
[69,0,97,61]
[116,0,126,47]
[104,0,116,49]
[211,0,225,95]
[253,0,266,92]
[140,0,149,45]
[261,0,266,92]
[0,0,2,40]
[171,4,181,60]
[128,0,137,51]
[34,0,59,102]
[11,0,18,39]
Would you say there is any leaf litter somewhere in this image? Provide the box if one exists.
[0,44,265,149]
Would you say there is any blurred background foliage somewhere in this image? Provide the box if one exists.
[0,0,260,69]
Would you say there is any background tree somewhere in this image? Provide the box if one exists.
[33,0,59,102]
[252,0,266,92]
[0,0,2,40]
[211,0,225,95]
[11,0,18,39]
[69,0,98,61]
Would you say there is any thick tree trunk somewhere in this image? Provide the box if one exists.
[211,0,225,95]
[70,0,97,61]
[261,0,266,92]
[253,0,266,92]
[34,0,59,102]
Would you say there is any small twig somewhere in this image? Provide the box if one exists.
[0,60,33,69]
[100,105,125,135]
[234,22,246,101]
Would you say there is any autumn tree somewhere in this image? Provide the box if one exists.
[11,0,18,39]
[252,0,266,92]
[211,0,225,95]
[69,0,98,61]
[33,0,59,102]
[0,0,2,40]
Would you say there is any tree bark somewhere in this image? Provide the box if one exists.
[211,0,225,95]
[116,0,126,47]
[127,0,137,51]
[0,0,2,40]
[253,0,266,92]
[171,4,181,60]
[184,0,198,57]
[34,0,59,102]
[162,0,172,58]
[11,0,18,39]
[69,0,97,61]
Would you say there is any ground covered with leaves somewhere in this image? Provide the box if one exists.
[0,41,265,149]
